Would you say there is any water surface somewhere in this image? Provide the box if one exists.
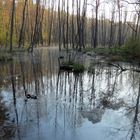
[0,48,140,140]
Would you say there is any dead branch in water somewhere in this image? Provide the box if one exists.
[108,63,140,73]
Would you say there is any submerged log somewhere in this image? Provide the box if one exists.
[59,64,73,71]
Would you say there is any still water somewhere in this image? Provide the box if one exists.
[0,48,140,140]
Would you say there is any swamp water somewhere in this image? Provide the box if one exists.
[0,48,140,140]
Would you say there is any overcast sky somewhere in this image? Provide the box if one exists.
[36,0,136,21]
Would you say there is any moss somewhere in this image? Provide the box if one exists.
[73,63,85,73]
[60,61,85,73]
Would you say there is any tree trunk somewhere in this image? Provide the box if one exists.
[18,0,28,48]
[10,0,16,52]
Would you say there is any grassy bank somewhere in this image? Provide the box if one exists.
[94,47,129,62]
[85,42,140,62]
[84,38,140,62]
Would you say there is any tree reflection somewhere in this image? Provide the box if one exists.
[0,48,140,140]
[129,79,140,140]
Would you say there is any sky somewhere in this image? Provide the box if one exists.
[35,0,136,22]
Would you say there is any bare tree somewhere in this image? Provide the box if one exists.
[94,0,100,48]
[10,0,16,52]
[18,0,28,48]
[109,1,116,48]
[30,0,40,52]
[48,0,55,46]
[117,0,122,47]
[58,0,62,50]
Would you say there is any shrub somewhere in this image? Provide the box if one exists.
[124,37,140,58]
[73,63,85,73]
[60,61,85,73]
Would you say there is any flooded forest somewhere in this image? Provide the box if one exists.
[0,0,140,140]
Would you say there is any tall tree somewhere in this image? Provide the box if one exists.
[30,0,40,52]
[109,1,116,48]
[10,0,16,52]
[117,0,122,47]
[18,0,28,48]
[93,0,100,48]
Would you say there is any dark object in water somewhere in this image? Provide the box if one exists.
[101,98,109,107]
[59,56,64,59]
[59,65,73,71]
[25,89,37,100]
[26,94,37,99]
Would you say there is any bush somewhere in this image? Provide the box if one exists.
[124,37,140,58]
[60,61,85,73]
[73,63,85,73]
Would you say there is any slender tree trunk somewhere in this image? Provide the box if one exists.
[58,0,61,50]
[18,0,28,48]
[62,0,66,48]
[76,0,82,51]
[48,0,54,46]
[109,6,115,48]
[81,0,87,49]
[71,0,75,49]
[117,0,122,47]
[30,0,40,52]
[10,0,16,52]
[66,0,69,52]
[93,0,99,48]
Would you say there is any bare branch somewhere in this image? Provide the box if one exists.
[122,0,140,5]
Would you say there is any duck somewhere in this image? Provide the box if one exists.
[25,89,37,100]
[26,94,37,99]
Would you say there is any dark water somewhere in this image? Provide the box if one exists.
[0,48,140,140]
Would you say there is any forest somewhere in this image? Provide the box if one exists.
[0,0,140,53]
[0,1,140,140]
